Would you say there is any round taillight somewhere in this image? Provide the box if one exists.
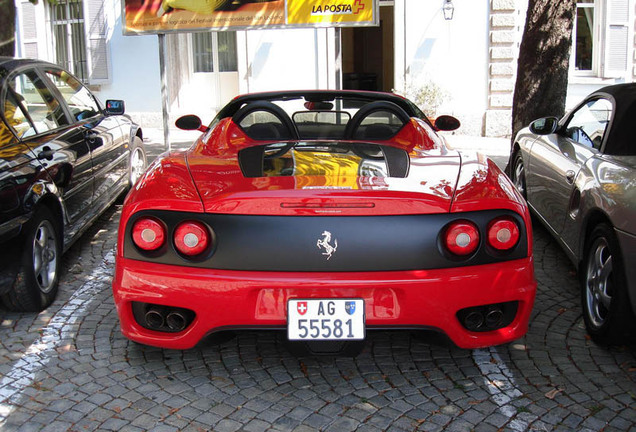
[174,221,210,256]
[132,217,165,251]
[444,221,480,256]
[488,218,520,250]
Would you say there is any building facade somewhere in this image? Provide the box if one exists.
[14,0,636,136]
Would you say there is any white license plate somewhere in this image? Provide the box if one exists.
[287,299,365,341]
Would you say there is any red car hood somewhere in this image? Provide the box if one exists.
[186,148,466,216]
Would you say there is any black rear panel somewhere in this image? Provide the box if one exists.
[124,210,528,272]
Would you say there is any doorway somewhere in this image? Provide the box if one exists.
[341,4,394,92]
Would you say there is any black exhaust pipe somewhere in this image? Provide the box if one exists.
[485,308,504,328]
[464,311,484,331]
[132,302,196,332]
[145,307,165,329]
[166,311,187,332]
[457,302,518,332]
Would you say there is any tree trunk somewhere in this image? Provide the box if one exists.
[0,0,16,57]
[511,0,576,141]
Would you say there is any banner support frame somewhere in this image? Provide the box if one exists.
[158,33,171,152]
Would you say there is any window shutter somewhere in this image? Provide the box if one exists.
[601,0,629,78]
[19,1,38,58]
[84,0,110,84]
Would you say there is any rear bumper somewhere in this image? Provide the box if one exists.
[112,257,537,349]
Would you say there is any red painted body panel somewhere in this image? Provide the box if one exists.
[118,152,205,257]
[123,120,528,219]
[189,120,459,217]
[114,91,537,349]
[113,256,536,349]
[187,147,461,215]
[122,151,204,215]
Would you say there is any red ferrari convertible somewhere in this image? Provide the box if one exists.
[113,91,536,350]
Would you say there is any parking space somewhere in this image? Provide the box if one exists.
[0,135,634,432]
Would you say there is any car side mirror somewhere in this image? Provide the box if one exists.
[105,100,125,115]
[434,115,461,131]
[529,116,559,135]
[175,115,209,132]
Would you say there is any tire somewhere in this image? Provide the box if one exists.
[129,136,147,187]
[1,207,61,311]
[581,223,635,344]
[511,151,527,200]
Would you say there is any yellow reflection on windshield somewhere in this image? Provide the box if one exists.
[264,150,364,189]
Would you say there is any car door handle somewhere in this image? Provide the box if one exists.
[85,131,99,141]
[565,170,575,184]
[85,131,104,149]
[37,147,55,160]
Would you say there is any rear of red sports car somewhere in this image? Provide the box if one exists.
[113,91,536,350]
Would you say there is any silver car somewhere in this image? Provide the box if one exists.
[510,83,636,344]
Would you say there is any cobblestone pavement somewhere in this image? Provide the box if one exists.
[1,205,636,432]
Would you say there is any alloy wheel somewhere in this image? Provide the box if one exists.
[513,155,525,197]
[584,237,613,328]
[32,220,58,294]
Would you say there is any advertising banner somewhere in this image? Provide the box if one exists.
[286,0,375,25]
[124,0,378,35]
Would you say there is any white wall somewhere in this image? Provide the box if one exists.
[100,24,161,113]
[394,0,489,132]
[94,1,162,125]
[238,28,335,94]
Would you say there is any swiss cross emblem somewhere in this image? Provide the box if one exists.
[297,301,308,315]
[353,0,364,14]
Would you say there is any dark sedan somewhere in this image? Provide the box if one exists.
[0,58,147,311]
[510,83,636,344]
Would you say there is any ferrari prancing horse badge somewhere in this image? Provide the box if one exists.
[316,230,338,260]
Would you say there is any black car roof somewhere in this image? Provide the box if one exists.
[593,82,636,102]
[589,83,636,156]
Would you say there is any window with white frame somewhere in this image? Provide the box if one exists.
[571,0,630,79]
[50,0,87,82]
[573,0,595,73]
[192,32,238,73]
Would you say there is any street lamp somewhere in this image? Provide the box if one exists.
[443,0,455,20]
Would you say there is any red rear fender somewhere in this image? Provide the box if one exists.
[451,152,532,254]
[119,153,204,256]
